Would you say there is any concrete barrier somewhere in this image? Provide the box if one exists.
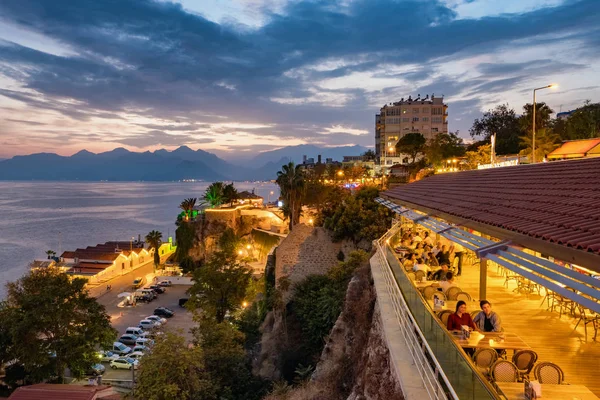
[155,276,193,285]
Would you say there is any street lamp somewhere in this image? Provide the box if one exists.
[532,84,557,163]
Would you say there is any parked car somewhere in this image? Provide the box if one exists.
[86,363,105,376]
[179,298,189,307]
[134,294,153,303]
[158,280,172,287]
[135,337,155,347]
[125,327,149,338]
[140,288,158,299]
[132,345,150,353]
[146,315,167,325]
[97,350,119,363]
[133,277,144,289]
[118,334,139,346]
[128,351,145,360]
[110,357,139,370]
[154,307,174,318]
[149,285,165,294]
[138,319,160,330]
[111,342,132,356]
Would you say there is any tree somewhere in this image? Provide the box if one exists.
[204,182,225,208]
[362,149,376,161]
[1,267,116,383]
[145,230,163,268]
[469,104,524,154]
[424,132,465,167]
[464,143,491,170]
[395,133,426,164]
[520,127,560,163]
[276,162,306,231]
[134,331,216,400]
[218,228,241,257]
[188,251,252,323]
[553,101,600,140]
[179,198,197,220]
[520,102,554,134]
[222,183,239,207]
[45,250,56,260]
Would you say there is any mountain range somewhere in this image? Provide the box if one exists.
[0,145,369,181]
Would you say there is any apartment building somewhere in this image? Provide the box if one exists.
[375,94,448,161]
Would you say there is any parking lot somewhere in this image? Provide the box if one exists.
[97,284,195,381]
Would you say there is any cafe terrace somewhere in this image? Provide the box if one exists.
[374,156,600,400]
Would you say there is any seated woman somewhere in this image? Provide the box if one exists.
[403,253,416,271]
[447,300,478,332]
[414,242,425,257]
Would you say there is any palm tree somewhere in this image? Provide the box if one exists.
[276,162,305,231]
[223,183,238,207]
[179,197,197,220]
[520,128,560,163]
[145,230,163,269]
[45,250,56,260]
[204,182,225,208]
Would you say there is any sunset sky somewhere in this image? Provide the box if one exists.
[0,0,599,160]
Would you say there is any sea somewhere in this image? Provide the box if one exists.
[0,181,279,298]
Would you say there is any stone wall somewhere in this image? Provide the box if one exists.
[275,224,342,285]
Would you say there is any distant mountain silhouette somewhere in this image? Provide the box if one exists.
[0,145,369,182]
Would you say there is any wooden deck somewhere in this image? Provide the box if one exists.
[454,259,600,396]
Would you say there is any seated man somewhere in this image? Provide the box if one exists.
[412,258,431,274]
[473,300,503,332]
[430,264,449,281]
[426,251,439,267]
[439,271,458,293]
[436,245,451,265]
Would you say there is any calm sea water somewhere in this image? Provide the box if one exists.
[0,181,279,298]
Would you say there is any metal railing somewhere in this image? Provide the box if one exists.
[374,237,456,400]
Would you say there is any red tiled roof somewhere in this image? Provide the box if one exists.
[383,157,600,255]
[8,384,115,400]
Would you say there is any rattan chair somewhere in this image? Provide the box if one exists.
[455,292,472,302]
[470,310,481,320]
[422,285,437,300]
[407,272,416,281]
[533,362,565,384]
[512,350,538,379]
[438,310,453,326]
[573,304,600,341]
[473,348,499,376]
[446,286,462,300]
[432,291,446,302]
[414,270,426,281]
[491,360,519,383]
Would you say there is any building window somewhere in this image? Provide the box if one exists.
[402,117,410,122]
[422,117,429,122]
[413,108,419,113]
[432,108,443,115]
[422,108,429,113]
[432,128,439,132]
[412,117,419,122]
[432,116,443,123]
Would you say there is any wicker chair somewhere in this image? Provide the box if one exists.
[446,286,462,300]
[512,350,538,379]
[533,362,565,384]
[422,285,436,300]
[473,348,499,376]
[407,272,416,281]
[455,292,472,302]
[414,270,426,281]
[432,291,446,302]
[491,360,519,383]
[438,310,453,326]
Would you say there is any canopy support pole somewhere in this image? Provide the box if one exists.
[479,258,487,300]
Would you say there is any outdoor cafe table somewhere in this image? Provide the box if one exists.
[496,382,599,400]
[427,299,478,312]
[450,332,531,351]
[415,280,440,290]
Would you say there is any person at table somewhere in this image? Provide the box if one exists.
[403,253,416,270]
[423,231,434,247]
[447,300,478,332]
[412,258,431,274]
[473,300,503,332]
[432,242,442,256]
[413,232,423,243]
[426,251,439,267]
[436,245,451,265]
[430,264,449,281]
[414,242,425,257]
[439,271,458,293]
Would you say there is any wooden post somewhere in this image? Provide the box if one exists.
[480,258,487,300]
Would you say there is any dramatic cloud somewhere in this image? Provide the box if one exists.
[0,0,599,158]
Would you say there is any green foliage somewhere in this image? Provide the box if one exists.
[1,267,116,383]
[424,131,465,167]
[134,331,216,400]
[174,222,195,263]
[361,149,376,161]
[179,256,197,274]
[145,230,163,266]
[520,127,560,163]
[305,182,349,226]
[464,143,492,169]
[293,364,315,384]
[324,187,392,247]
[218,228,241,257]
[395,132,426,163]
[276,162,306,230]
[557,101,600,139]
[520,102,554,133]
[179,197,197,219]
[188,251,252,323]
[223,183,239,206]
[204,182,225,208]
[251,229,280,260]
[469,104,524,155]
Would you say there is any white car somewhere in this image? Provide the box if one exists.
[138,319,160,330]
[135,337,155,347]
[158,280,172,287]
[132,345,150,353]
[128,351,145,360]
[110,357,139,370]
[146,315,167,325]
[97,350,119,363]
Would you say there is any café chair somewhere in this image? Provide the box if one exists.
[432,292,446,302]
[446,286,462,300]
[414,270,426,281]
[533,362,565,385]
[573,304,600,341]
[491,360,519,383]
[455,292,472,302]
[470,310,480,320]
[511,350,538,380]
[407,272,416,281]
[473,348,499,376]
[422,285,436,300]
[437,310,453,326]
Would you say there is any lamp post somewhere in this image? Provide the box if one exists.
[532,84,557,164]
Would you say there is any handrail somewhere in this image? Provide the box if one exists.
[374,235,457,400]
